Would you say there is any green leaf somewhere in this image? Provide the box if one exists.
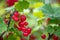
[38,19,44,25]
[27,0,44,2]
[9,20,22,36]
[41,4,60,18]
[15,1,29,12]
[54,27,60,37]
[48,18,60,24]
[0,17,7,35]
[4,33,20,40]
[31,25,41,33]
[53,7,60,18]
[46,25,54,34]
[42,4,54,14]
[0,0,7,17]
[26,13,37,27]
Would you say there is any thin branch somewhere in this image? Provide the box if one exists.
[0,11,15,37]
[48,33,54,40]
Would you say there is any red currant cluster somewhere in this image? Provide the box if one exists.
[12,11,32,36]
[41,34,59,40]
[6,0,18,6]
[20,35,36,40]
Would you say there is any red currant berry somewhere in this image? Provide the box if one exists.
[30,35,36,40]
[41,34,46,39]
[14,11,19,17]
[52,35,58,40]
[24,22,28,26]
[23,32,29,36]
[17,27,22,31]
[20,15,26,22]
[27,28,31,33]
[13,17,19,22]
[18,21,28,27]
[18,22,25,27]
[6,0,18,6]
[21,27,26,32]
[12,15,15,19]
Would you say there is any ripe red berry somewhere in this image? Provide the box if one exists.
[27,28,31,33]
[52,35,58,40]
[20,15,26,22]
[30,35,36,40]
[21,27,26,32]
[14,17,19,22]
[18,21,28,27]
[12,15,15,19]
[41,34,46,39]
[14,11,19,17]
[18,22,25,27]
[12,14,19,22]
[6,0,18,6]
[24,22,28,26]
[17,27,22,31]
[23,32,29,36]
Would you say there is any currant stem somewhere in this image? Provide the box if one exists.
[7,13,14,28]
[48,33,54,40]
[0,11,15,37]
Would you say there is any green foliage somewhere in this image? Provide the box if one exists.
[26,13,37,27]
[0,0,60,40]
[4,33,20,40]
[9,28,22,36]
[48,18,60,24]
[41,4,53,15]
[15,0,29,12]
[0,17,7,35]
[27,0,44,2]
[0,0,7,16]
[46,25,54,34]
[41,4,60,18]
[54,27,60,37]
